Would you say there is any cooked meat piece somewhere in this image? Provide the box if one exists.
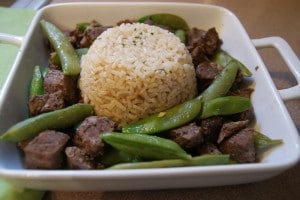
[228,87,254,98]
[203,28,222,56]
[73,116,116,157]
[142,18,175,32]
[65,146,95,170]
[187,27,222,66]
[196,143,221,155]
[23,130,70,169]
[116,19,136,26]
[217,120,249,144]
[168,122,203,149]
[229,109,255,123]
[28,91,65,116]
[200,116,223,143]
[80,26,110,47]
[44,69,79,105]
[195,61,223,92]
[219,128,256,163]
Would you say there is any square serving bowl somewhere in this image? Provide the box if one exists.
[0,2,300,191]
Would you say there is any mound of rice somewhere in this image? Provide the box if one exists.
[79,23,197,127]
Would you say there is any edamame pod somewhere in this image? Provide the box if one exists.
[198,60,239,102]
[0,104,94,142]
[40,19,80,77]
[212,50,252,77]
[122,98,202,134]
[107,154,229,169]
[100,132,192,160]
[201,96,252,119]
[29,65,43,96]
[137,13,189,31]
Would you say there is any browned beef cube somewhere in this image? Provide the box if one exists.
[219,128,256,163]
[65,146,95,170]
[23,130,70,169]
[73,116,116,157]
[44,69,79,105]
[28,91,65,116]
[217,120,249,144]
[200,116,223,143]
[168,122,203,149]
[196,143,221,155]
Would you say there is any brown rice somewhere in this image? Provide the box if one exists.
[79,23,197,127]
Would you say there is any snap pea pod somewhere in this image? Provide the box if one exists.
[198,60,239,102]
[100,132,192,160]
[0,103,93,142]
[212,50,252,77]
[50,48,89,66]
[201,96,252,119]
[107,154,229,169]
[137,13,189,31]
[29,65,43,96]
[100,147,143,167]
[254,131,283,150]
[175,29,186,43]
[40,19,80,77]
[122,98,202,134]
[0,179,45,200]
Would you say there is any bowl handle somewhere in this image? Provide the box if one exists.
[252,37,300,101]
[0,33,23,47]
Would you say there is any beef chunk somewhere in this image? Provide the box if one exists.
[79,25,110,47]
[195,61,223,92]
[187,27,222,66]
[23,130,70,169]
[230,109,255,123]
[168,122,203,149]
[73,116,116,157]
[219,128,256,163]
[65,146,95,170]
[44,69,79,105]
[196,143,221,155]
[217,120,249,144]
[229,87,254,98]
[28,91,65,116]
[200,116,223,143]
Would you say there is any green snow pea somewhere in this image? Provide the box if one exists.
[100,132,192,160]
[254,131,283,150]
[0,179,45,200]
[175,29,186,43]
[50,48,88,67]
[122,98,202,135]
[212,50,252,77]
[198,60,239,102]
[0,103,93,142]
[29,65,43,96]
[201,96,252,119]
[40,19,80,77]
[137,13,189,31]
[100,147,143,167]
[107,154,230,169]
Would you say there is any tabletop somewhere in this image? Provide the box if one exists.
[10,0,300,199]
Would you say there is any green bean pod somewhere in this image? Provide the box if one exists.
[107,154,229,169]
[212,50,252,77]
[201,96,252,119]
[198,60,239,102]
[100,132,192,160]
[29,65,44,96]
[137,13,189,31]
[0,104,93,142]
[122,98,202,135]
[0,179,45,200]
[40,19,80,77]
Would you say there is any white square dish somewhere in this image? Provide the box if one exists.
[0,2,299,191]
